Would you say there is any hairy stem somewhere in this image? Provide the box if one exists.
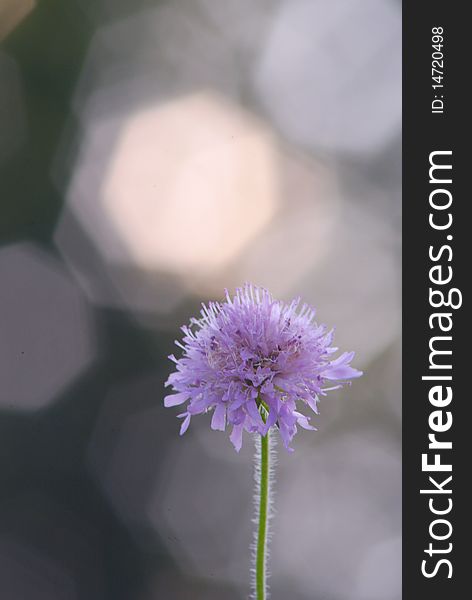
[255,429,270,600]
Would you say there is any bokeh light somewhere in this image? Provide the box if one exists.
[3,0,401,598]
[149,423,253,588]
[55,91,281,316]
[87,374,173,537]
[72,92,276,275]
[272,432,401,599]
[0,242,96,411]
[254,0,401,155]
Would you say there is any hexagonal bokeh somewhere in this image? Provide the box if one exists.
[271,431,401,600]
[52,2,400,370]
[54,1,355,324]
[76,92,277,276]
[148,423,254,589]
[55,91,282,317]
[0,242,96,411]
[55,85,347,324]
[254,0,401,155]
[146,419,400,600]
[86,374,175,536]
[296,200,400,365]
[2,1,401,599]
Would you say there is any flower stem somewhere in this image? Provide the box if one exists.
[256,428,270,600]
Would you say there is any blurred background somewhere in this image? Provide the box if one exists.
[0,0,401,598]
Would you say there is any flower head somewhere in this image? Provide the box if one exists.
[164,284,362,451]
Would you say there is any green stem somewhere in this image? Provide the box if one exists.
[256,428,269,600]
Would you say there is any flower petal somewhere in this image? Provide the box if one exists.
[164,392,189,407]
[230,423,244,452]
[324,365,363,380]
[211,403,226,431]
[305,394,319,414]
[294,411,316,431]
[245,398,265,431]
[178,413,191,435]
[164,283,362,452]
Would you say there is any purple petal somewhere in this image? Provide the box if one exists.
[265,406,278,429]
[164,283,362,452]
[230,423,244,452]
[178,413,191,435]
[330,351,355,366]
[240,348,256,361]
[305,394,319,414]
[211,403,226,431]
[294,411,316,431]
[164,392,189,407]
[278,422,292,449]
[325,365,363,380]
[245,398,265,431]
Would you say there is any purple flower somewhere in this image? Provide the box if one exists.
[164,284,362,451]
